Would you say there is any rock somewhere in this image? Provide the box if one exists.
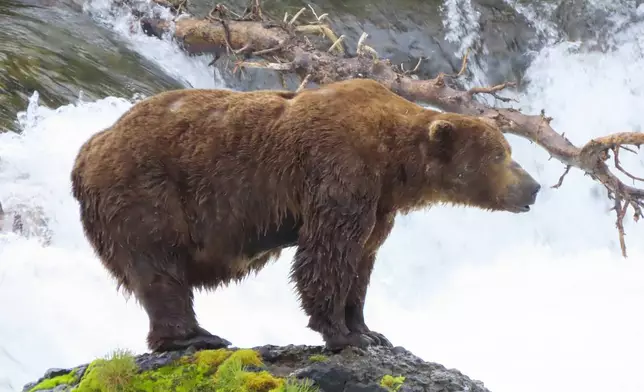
[259,345,490,392]
[471,0,542,85]
[207,0,543,91]
[552,0,642,49]
[22,344,492,392]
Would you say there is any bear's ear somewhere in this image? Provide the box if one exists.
[428,119,455,144]
[427,119,456,162]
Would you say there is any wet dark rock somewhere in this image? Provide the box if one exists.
[257,344,491,392]
[554,0,614,43]
[202,0,545,90]
[134,349,187,371]
[42,369,70,379]
[552,0,643,50]
[21,364,88,392]
[471,0,542,85]
[208,0,644,92]
[0,0,183,132]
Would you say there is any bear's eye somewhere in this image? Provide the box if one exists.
[457,173,464,179]
[495,153,505,162]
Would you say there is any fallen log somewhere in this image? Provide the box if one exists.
[139,0,644,257]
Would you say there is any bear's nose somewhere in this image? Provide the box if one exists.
[531,183,541,196]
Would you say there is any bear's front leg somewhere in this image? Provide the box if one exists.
[345,211,395,348]
[290,180,379,352]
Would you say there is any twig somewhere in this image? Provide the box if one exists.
[614,195,628,257]
[235,60,294,71]
[401,57,423,75]
[327,35,345,53]
[288,7,307,25]
[613,146,644,182]
[252,46,282,56]
[296,74,312,92]
[295,25,345,54]
[356,32,378,59]
[551,165,572,189]
[467,82,518,103]
[207,6,235,56]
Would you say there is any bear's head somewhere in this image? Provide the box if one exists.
[425,113,541,213]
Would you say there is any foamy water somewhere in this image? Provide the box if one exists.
[1,1,644,392]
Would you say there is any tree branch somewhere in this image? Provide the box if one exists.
[141,0,644,257]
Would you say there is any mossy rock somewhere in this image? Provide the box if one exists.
[379,375,406,391]
[24,344,492,392]
[25,348,318,392]
[307,355,328,363]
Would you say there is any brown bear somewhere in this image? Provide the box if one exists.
[70,78,541,353]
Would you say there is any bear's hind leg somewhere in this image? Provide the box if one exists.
[78,187,231,353]
[119,246,231,353]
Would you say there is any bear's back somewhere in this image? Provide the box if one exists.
[72,80,427,195]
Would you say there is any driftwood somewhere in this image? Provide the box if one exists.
[138,0,644,257]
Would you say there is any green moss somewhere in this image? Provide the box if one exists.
[278,378,318,392]
[28,369,78,391]
[128,362,213,392]
[193,349,233,373]
[59,347,318,392]
[74,349,138,391]
[380,374,405,392]
[307,354,328,363]
[208,349,282,392]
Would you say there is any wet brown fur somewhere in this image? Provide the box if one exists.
[70,78,540,352]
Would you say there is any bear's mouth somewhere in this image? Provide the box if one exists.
[505,204,531,213]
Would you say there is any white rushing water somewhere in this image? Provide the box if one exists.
[1,1,644,391]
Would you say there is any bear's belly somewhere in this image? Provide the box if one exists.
[187,213,302,287]
[239,212,302,258]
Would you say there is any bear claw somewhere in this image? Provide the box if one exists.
[154,328,232,352]
[325,332,372,352]
[364,330,393,348]
[324,331,392,352]
[348,322,394,348]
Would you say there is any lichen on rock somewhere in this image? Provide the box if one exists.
[23,345,491,392]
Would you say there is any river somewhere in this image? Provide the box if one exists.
[1,1,644,391]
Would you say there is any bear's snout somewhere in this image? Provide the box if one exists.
[522,177,541,205]
[505,161,541,213]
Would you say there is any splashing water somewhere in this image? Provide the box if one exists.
[500,0,560,45]
[440,0,490,89]
[82,0,221,88]
[441,0,481,57]
[1,2,644,392]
